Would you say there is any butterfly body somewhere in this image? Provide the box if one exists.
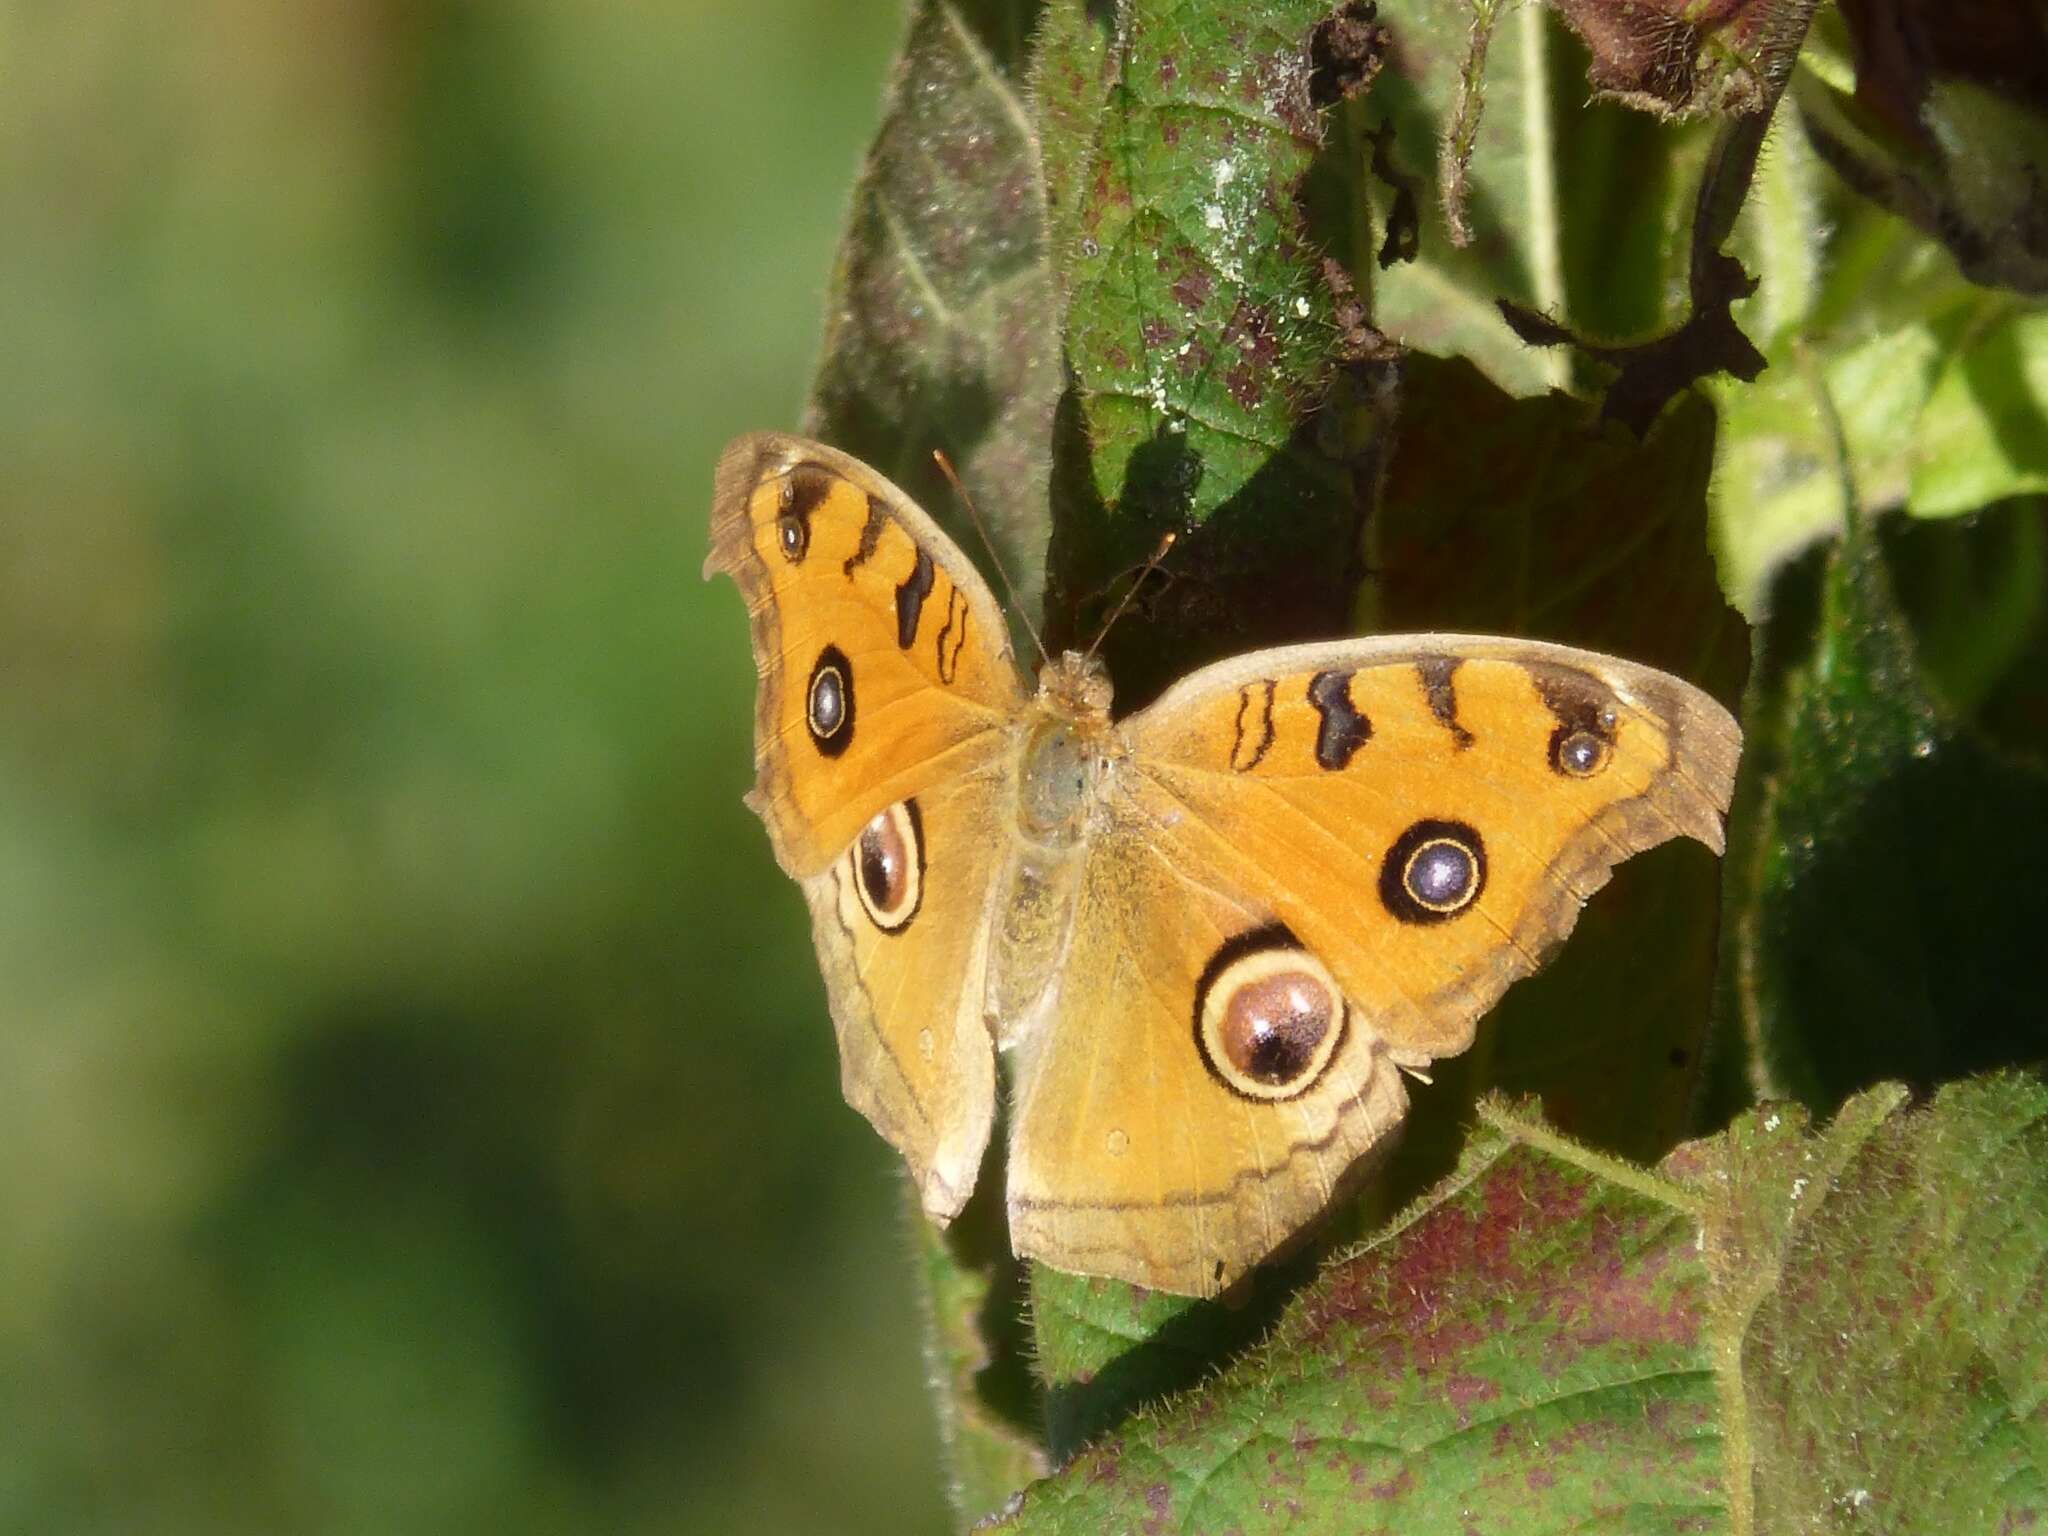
[709,431,1741,1296]
[983,663,1110,1048]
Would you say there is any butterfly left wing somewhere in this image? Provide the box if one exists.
[706,433,1028,1221]
[1006,635,1738,1294]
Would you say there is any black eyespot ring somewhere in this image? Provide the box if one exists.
[1379,819,1485,924]
[806,645,854,757]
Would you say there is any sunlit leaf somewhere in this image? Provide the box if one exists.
[994,1078,2048,1534]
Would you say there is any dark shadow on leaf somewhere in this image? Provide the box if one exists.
[1039,1243,1321,1459]
[1045,394,1364,713]
[1734,521,2048,1108]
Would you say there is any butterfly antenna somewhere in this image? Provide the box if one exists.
[932,449,1051,668]
[1082,530,1177,667]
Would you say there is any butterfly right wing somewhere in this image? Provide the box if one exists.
[707,434,1027,1221]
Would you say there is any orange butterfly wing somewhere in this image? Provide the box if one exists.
[706,434,1026,1218]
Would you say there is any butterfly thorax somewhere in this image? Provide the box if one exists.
[1016,651,1120,847]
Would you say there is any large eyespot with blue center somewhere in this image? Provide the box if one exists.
[1379,819,1486,924]
[806,645,853,757]
[1193,926,1347,1102]
[848,799,923,933]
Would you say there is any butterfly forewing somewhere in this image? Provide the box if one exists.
[706,433,1026,878]
[1116,636,1740,1063]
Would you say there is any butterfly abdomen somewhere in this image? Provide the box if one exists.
[987,708,1122,1046]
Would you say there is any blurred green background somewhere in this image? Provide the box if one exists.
[0,3,955,1531]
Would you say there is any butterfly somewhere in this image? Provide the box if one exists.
[707,431,1741,1297]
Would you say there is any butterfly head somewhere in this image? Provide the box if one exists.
[1036,649,1115,724]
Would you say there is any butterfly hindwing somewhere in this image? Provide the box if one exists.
[1005,802,1410,1295]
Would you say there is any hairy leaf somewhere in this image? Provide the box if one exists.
[1035,0,1364,706]
[1548,0,1822,119]
[993,1078,2048,1533]
[1724,492,2048,1105]
[912,1181,1047,1529]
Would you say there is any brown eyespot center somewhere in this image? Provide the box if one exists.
[1220,971,1335,1085]
[848,800,923,933]
[858,813,909,915]
[1194,932,1347,1101]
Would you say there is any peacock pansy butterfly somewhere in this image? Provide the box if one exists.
[707,431,1741,1297]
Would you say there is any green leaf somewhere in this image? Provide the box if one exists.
[1909,308,2048,517]
[1048,0,1340,523]
[1358,1,1573,397]
[1723,494,2048,1106]
[805,0,1060,618]
[1034,0,1363,704]
[1791,12,2048,297]
[1729,1078,2048,1528]
[1708,102,1994,613]
[992,1077,2048,1533]
[912,1181,1048,1529]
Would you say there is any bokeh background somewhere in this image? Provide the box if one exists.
[1,3,954,1531]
